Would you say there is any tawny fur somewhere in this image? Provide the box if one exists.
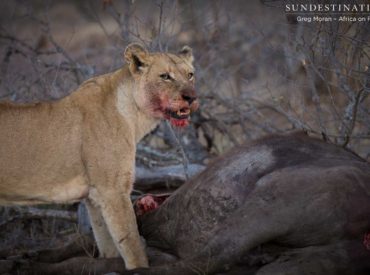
[0,44,197,269]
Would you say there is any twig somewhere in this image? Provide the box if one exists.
[340,88,365,148]
[165,121,191,181]
[157,1,164,51]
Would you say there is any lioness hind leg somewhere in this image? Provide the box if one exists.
[85,199,120,258]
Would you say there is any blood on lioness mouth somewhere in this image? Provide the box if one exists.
[163,107,190,127]
[170,117,189,127]
[169,112,189,127]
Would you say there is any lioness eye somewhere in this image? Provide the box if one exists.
[160,73,171,80]
[188,72,194,79]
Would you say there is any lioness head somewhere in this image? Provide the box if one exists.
[124,44,198,127]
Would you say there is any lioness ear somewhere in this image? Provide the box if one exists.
[179,45,194,64]
[124,43,149,74]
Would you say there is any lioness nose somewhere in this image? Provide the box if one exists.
[181,88,197,105]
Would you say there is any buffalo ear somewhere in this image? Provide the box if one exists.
[124,43,149,74]
[179,45,194,64]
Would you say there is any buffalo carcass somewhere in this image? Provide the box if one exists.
[135,133,370,275]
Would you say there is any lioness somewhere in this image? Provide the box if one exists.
[0,44,198,269]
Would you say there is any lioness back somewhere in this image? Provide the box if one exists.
[0,72,119,205]
[0,94,83,203]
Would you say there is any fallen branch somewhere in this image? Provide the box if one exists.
[135,164,205,192]
[24,234,96,263]
[0,234,96,270]
[0,207,77,227]
[5,256,128,275]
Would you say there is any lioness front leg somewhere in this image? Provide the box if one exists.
[88,183,148,269]
[85,199,119,258]
[83,133,148,270]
